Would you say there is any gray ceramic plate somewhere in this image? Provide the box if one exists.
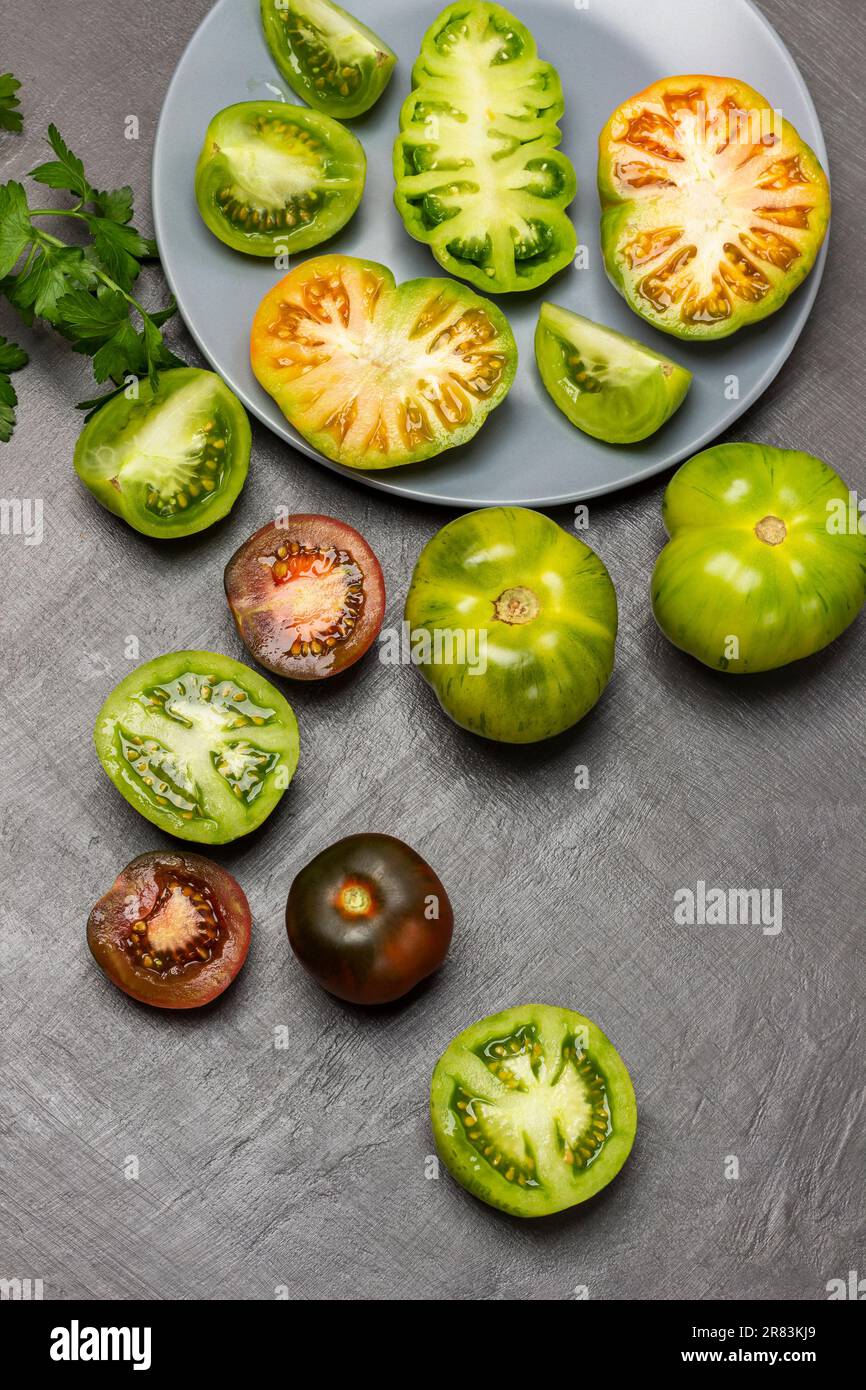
[152,0,829,507]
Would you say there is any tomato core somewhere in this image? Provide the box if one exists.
[493,586,540,626]
[335,877,376,919]
[128,875,220,974]
[755,515,787,545]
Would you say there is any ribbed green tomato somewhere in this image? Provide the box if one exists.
[431,1004,637,1218]
[260,0,396,119]
[394,1,577,294]
[194,101,365,257]
[404,508,617,744]
[535,303,692,444]
[652,444,866,673]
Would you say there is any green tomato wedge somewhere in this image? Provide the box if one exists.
[652,444,866,673]
[394,1,577,294]
[404,507,617,743]
[194,101,365,257]
[260,0,396,119]
[74,369,250,540]
[535,303,692,444]
[250,253,517,469]
[431,1004,637,1218]
[94,652,300,844]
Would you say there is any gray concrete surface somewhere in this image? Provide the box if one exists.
[1,0,864,1301]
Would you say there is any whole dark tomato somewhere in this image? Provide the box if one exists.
[285,834,453,1004]
[87,851,251,1009]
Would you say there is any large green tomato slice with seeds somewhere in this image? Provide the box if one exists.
[652,444,866,672]
[394,1,577,294]
[404,507,617,743]
[431,1005,637,1217]
[194,101,365,257]
[94,652,300,844]
[535,302,692,444]
[74,369,250,539]
[260,0,396,120]
[250,253,516,469]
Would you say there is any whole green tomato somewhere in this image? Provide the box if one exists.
[404,507,617,744]
[652,443,866,673]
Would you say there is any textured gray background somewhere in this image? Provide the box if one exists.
[1,0,863,1302]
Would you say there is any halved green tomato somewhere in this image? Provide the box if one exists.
[94,651,300,843]
[74,369,250,539]
[535,303,692,444]
[652,444,866,672]
[250,253,517,469]
[404,507,617,743]
[431,1004,637,1217]
[394,1,577,293]
[260,0,396,119]
[599,76,831,339]
[194,101,365,257]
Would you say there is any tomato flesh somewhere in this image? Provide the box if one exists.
[73,368,250,539]
[87,852,251,1009]
[394,1,577,293]
[285,833,453,1004]
[405,507,617,743]
[598,76,830,340]
[260,0,396,119]
[194,101,365,258]
[225,514,385,679]
[535,302,692,443]
[94,651,300,843]
[652,443,866,672]
[431,1004,637,1217]
[250,253,517,469]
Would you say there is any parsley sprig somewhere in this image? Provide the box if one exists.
[0,74,23,134]
[0,114,183,440]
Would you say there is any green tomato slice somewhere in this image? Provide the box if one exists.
[74,369,250,539]
[250,253,517,469]
[94,651,300,844]
[260,0,396,119]
[598,75,831,340]
[652,444,866,672]
[394,1,577,293]
[404,507,617,743]
[195,101,365,257]
[535,302,692,444]
[431,1004,637,1218]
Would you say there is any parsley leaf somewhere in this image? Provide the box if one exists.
[29,124,91,201]
[0,74,23,134]
[0,334,28,442]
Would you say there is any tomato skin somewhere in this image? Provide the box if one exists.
[394,1,576,294]
[534,302,692,444]
[260,0,396,119]
[87,852,251,1010]
[194,101,365,258]
[224,514,386,680]
[598,75,830,340]
[405,508,617,744]
[285,834,453,1004]
[652,444,866,673]
[74,369,250,539]
[94,651,300,844]
[431,1005,637,1218]
[250,253,517,470]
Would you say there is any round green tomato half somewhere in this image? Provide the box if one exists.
[74,369,250,539]
[535,302,691,444]
[394,1,577,294]
[260,0,396,119]
[194,101,365,257]
[404,508,617,743]
[652,444,866,673]
[431,1004,637,1218]
[94,652,300,844]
